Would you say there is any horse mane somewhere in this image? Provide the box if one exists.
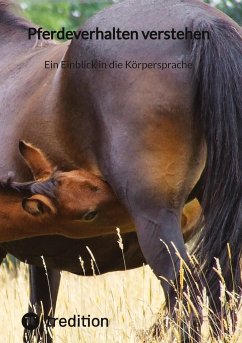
[29,178,58,200]
[0,0,34,30]
[0,171,59,200]
[0,172,34,196]
[0,174,15,191]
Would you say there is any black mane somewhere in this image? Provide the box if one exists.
[0,174,58,200]
[30,178,58,200]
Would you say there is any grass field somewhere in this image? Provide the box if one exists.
[0,258,163,343]
[0,255,241,343]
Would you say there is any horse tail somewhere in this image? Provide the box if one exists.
[190,18,242,303]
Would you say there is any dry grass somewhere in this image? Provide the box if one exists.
[0,258,163,343]
[0,252,241,343]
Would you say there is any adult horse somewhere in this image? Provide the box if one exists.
[0,0,241,342]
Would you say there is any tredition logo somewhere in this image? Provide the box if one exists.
[21,312,40,330]
[21,313,109,329]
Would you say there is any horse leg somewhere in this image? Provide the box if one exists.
[99,102,205,341]
[0,247,7,264]
[23,265,61,343]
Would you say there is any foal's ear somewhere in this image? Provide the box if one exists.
[19,141,53,181]
[22,194,57,217]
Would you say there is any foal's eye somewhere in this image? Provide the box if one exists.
[87,184,99,192]
[37,202,44,213]
[83,211,98,221]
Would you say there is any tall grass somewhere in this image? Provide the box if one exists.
[0,242,241,342]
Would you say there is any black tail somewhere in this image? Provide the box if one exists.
[191,18,242,303]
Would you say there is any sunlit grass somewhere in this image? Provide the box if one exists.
[0,249,241,342]
[0,258,163,342]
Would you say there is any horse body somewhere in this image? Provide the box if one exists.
[0,0,205,271]
[0,0,241,341]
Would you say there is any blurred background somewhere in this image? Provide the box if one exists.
[16,0,242,33]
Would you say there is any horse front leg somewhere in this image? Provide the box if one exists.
[23,265,61,343]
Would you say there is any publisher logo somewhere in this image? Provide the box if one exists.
[22,312,39,330]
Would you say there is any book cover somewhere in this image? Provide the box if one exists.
[0,0,241,342]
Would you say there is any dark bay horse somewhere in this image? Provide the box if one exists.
[0,0,241,341]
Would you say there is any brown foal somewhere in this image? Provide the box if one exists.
[0,141,201,242]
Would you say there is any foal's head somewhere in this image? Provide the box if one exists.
[24,169,115,221]
[5,141,115,221]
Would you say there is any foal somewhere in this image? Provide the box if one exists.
[0,141,201,242]
[0,141,116,242]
